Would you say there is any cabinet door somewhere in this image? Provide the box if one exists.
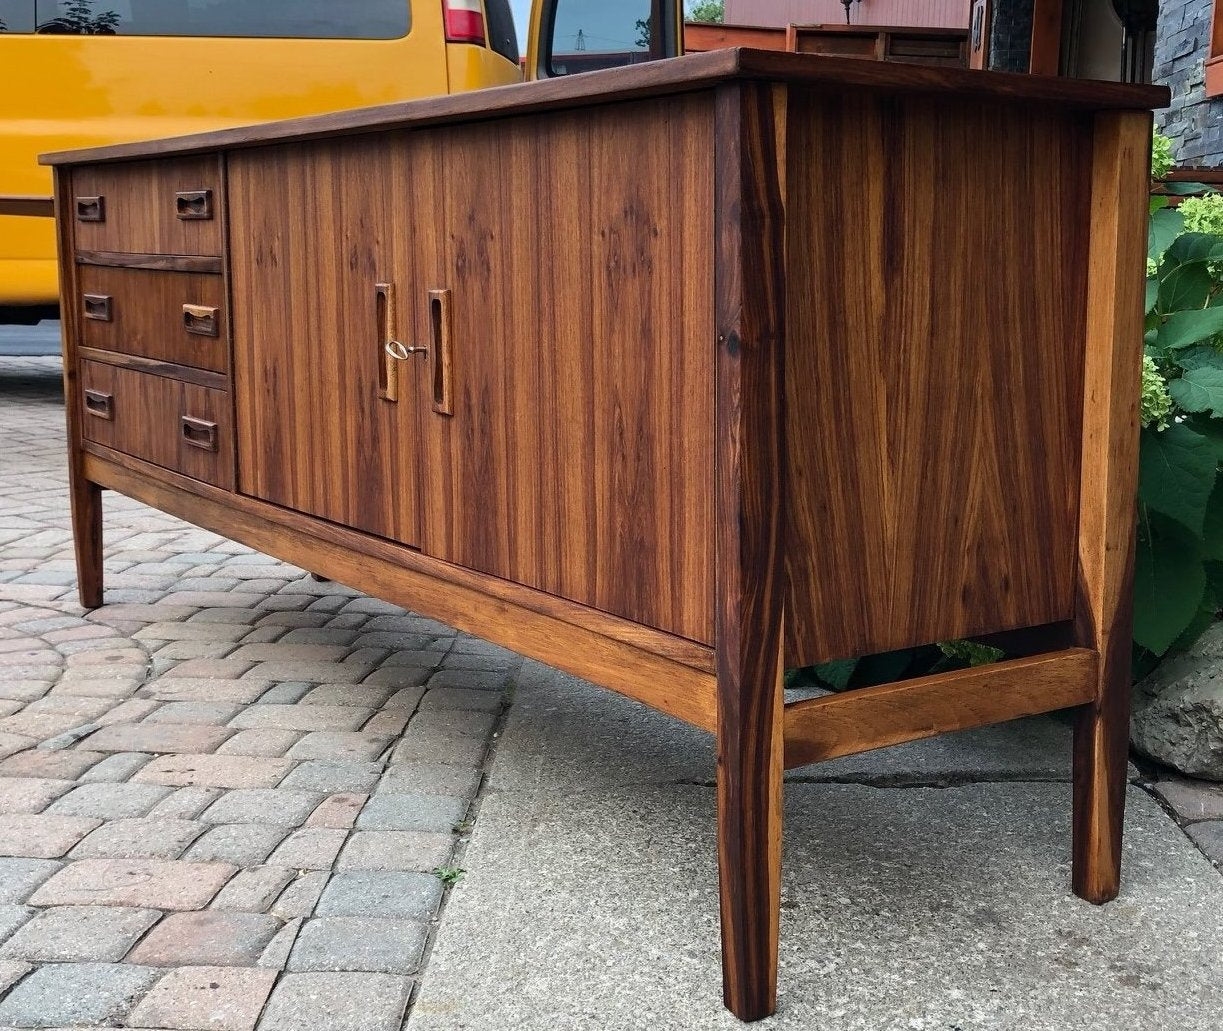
[409,97,715,643]
[229,137,419,546]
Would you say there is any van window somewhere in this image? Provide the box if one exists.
[484,0,518,66]
[0,1,36,32]
[24,1,410,39]
[547,0,652,76]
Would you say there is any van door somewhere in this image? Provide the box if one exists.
[525,0,683,80]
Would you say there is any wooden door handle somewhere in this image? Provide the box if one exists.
[83,294,113,322]
[181,416,219,452]
[376,282,400,403]
[175,190,213,220]
[429,288,454,417]
[83,389,113,420]
[75,196,105,222]
[182,304,219,337]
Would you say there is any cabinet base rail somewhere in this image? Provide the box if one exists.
[782,648,1098,767]
[80,449,719,731]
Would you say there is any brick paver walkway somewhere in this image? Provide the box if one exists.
[0,358,510,1030]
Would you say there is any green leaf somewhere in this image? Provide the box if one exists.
[1157,262,1213,313]
[1158,231,1223,274]
[1133,512,1208,655]
[1204,477,1223,561]
[812,658,856,692]
[1146,278,1159,315]
[853,648,919,687]
[1155,306,1223,350]
[1169,346,1223,415]
[1162,182,1216,196]
[1168,585,1217,655]
[1149,207,1185,261]
[937,640,1005,666]
[1138,422,1217,534]
[1151,195,1170,214]
[1185,413,1223,459]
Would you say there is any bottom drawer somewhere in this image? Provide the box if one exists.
[80,360,233,490]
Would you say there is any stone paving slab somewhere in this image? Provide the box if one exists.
[409,781,1223,1031]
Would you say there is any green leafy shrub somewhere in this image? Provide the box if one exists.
[1152,131,1174,179]
[1136,133,1223,676]
[1180,193,1223,236]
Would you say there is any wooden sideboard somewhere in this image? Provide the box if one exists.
[44,49,1166,1021]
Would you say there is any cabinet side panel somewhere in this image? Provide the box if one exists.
[784,90,1091,664]
[422,95,716,644]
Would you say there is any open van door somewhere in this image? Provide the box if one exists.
[525,0,684,80]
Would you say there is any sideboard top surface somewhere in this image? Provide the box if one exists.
[42,47,1168,167]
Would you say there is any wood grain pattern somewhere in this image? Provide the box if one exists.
[784,649,1097,768]
[41,49,1167,168]
[79,361,233,490]
[714,81,787,1024]
[70,157,222,256]
[783,89,1092,666]
[1071,111,1150,905]
[77,347,228,391]
[415,97,715,643]
[81,449,718,730]
[78,266,227,373]
[228,135,419,546]
[56,168,104,609]
[76,251,223,274]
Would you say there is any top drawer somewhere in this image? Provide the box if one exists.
[72,156,222,256]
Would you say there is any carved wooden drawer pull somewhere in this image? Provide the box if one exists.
[82,294,113,322]
[429,288,454,417]
[175,190,213,220]
[83,389,113,420]
[75,196,105,222]
[182,304,219,337]
[181,416,219,452]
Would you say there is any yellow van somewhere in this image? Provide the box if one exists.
[0,0,682,321]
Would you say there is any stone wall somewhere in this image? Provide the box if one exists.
[1155,0,1223,167]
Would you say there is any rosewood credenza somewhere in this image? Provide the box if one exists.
[44,49,1165,1021]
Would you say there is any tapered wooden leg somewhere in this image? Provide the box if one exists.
[716,632,784,1021]
[712,78,788,1021]
[71,474,103,609]
[1072,669,1129,903]
[1070,110,1148,905]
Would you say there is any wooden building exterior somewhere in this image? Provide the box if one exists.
[724,0,969,28]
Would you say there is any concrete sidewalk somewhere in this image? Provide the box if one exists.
[408,665,1223,1030]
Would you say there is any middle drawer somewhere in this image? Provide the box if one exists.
[80,265,228,374]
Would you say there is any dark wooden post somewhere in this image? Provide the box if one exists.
[55,167,104,609]
[1071,110,1150,903]
[713,80,788,1023]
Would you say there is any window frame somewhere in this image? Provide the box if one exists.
[1207,1,1223,96]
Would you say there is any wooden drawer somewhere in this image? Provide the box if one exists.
[72,156,222,256]
[79,266,227,374]
[80,360,233,490]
